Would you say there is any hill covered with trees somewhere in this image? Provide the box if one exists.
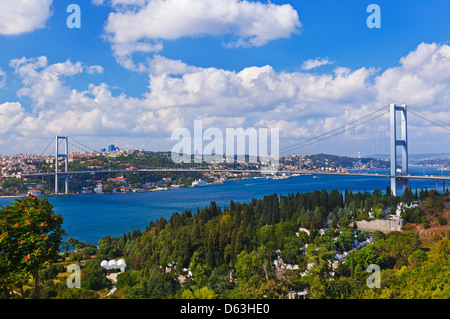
[1,188,449,299]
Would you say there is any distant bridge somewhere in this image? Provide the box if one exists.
[22,104,450,195]
[23,167,450,191]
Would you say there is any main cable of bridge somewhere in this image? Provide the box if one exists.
[39,136,56,157]
[279,104,390,155]
[69,137,98,153]
[407,106,450,132]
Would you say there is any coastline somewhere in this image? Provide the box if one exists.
[1,165,448,200]
[0,175,279,199]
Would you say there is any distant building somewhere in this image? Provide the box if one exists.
[94,184,103,194]
[101,259,126,272]
[107,144,117,152]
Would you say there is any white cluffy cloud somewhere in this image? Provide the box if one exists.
[0,0,53,35]
[102,0,302,70]
[375,42,450,107]
[0,68,6,88]
[301,57,333,70]
[10,56,103,107]
[0,42,449,154]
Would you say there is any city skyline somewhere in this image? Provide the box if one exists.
[0,0,449,156]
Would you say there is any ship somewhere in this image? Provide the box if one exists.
[192,179,208,187]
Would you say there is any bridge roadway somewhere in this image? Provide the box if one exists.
[22,168,450,181]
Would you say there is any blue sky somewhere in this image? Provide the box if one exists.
[0,0,449,155]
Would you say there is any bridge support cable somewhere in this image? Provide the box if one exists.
[279,106,390,155]
[68,141,93,154]
[69,137,98,153]
[39,137,55,157]
[407,107,450,132]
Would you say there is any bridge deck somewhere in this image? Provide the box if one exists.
[22,169,450,181]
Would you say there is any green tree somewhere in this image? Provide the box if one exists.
[338,217,350,228]
[305,243,335,299]
[373,203,385,219]
[0,195,65,298]
[235,246,272,284]
[181,286,217,299]
[331,214,338,229]
[336,229,354,252]
[82,263,112,291]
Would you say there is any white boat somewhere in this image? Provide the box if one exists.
[192,179,208,187]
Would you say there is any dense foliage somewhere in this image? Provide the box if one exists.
[113,188,448,299]
[1,188,448,299]
[0,195,65,298]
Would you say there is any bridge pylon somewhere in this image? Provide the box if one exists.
[55,135,69,194]
[390,104,408,196]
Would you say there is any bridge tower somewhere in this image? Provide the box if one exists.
[390,104,408,196]
[55,135,69,194]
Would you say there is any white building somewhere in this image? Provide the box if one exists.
[101,259,127,272]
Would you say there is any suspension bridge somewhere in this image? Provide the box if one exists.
[22,104,450,196]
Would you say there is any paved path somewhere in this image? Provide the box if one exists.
[106,271,122,296]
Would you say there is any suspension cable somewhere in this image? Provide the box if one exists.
[39,137,55,156]
[408,109,450,132]
[280,110,390,154]
[280,105,390,154]
[69,137,97,153]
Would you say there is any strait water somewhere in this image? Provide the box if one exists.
[0,166,448,245]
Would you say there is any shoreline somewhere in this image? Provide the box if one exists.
[1,165,448,200]
[0,174,302,200]
[0,174,287,199]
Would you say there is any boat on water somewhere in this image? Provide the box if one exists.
[192,179,208,187]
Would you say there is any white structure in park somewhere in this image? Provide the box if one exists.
[101,259,127,272]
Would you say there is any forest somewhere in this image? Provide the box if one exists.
[1,187,449,299]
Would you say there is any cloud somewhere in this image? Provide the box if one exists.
[5,54,375,142]
[0,68,6,88]
[301,57,333,70]
[102,0,301,70]
[147,55,200,75]
[0,0,53,35]
[1,43,449,154]
[375,42,450,108]
[0,102,25,134]
[10,56,104,107]
[86,65,105,74]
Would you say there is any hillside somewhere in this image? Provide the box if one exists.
[404,194,450,244]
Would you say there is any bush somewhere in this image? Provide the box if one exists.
[338,217,350,228]
[401,207,425,224]
[81,261,113,291]
[408,249,427,266]
[372,231,385,242]
[116,271,136,289]
[438,216,447,226]
[395,258,408,269]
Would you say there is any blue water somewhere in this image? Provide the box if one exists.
[0,166,448,245]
